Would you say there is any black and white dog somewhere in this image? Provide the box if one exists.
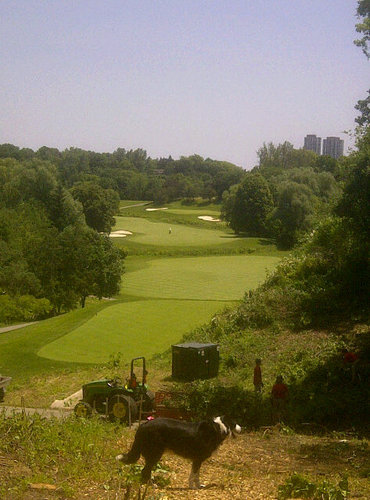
[116,416,241,489]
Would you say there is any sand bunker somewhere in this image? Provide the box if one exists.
[109,230,133,238]
[145,207,168,211]
[198,215,221,222]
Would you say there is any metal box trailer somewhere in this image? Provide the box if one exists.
[171,342,219,381]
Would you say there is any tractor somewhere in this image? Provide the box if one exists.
[74,357,154,423]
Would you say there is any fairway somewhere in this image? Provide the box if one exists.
[38,299,227,364]
[122,255,280,300]
[113,216,230,246]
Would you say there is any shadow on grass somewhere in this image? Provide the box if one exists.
[298,440,370,467]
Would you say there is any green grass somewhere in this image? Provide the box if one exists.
[122,255,280,300]
[37,299,227,364]
[116,200,225,229]
[0,200,284,399]
[0,300,109,379]
[166,208,220,216]
[113,216,284,257]
[119,200,151,208]
[113,216,228,246]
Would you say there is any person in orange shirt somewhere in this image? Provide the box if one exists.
[271,375,289,422]
[253,358,263,394]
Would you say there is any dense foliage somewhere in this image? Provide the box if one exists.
[0,157,125,321]
[0,144,245,204]
[183,128,369,427]
[222,141,343,249]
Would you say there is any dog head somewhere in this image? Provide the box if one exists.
[213,416,242,439]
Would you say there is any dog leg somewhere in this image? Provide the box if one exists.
[141,462,155,484]
[141,450,163,484]
[189,461,203,489]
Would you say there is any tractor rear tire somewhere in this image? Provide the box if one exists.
[108,395,138,423]
[74,401,92,418]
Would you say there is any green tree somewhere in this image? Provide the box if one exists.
[227,173,274,235]
[70,181,119,233]
[55,227,125,308]
[355,89,370,127]
[336,128,370,238]
[47,184,85,231]
[271,182,315,249]
[354,0,370,58]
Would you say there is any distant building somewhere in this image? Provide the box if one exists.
[322,137,344,159]
[304,134,321,155]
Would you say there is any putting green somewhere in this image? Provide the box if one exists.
[37,299,226,364]
[123,255,279,300]
[113,217,229,247]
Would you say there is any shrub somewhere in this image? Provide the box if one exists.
[0,294,52,324]
[171,379,271,427]
[277,472,349,499]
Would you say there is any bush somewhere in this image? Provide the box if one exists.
[277,473,349,499]
[0,294,52,324]
[171,379,271,427]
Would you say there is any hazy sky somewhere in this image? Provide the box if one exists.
[1,1,368,169]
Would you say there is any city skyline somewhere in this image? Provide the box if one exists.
[303,134,345,158]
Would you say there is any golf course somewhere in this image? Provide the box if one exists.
[0,200,283,380]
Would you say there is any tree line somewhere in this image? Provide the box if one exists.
[0,145,245,204]
[221,143,346,249]
[0,157,125,322]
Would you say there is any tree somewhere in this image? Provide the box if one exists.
[355,89,370,127]
[70,181,119,233]
[256,142,317,176]
[270,182,315,249]
[336,129,370,238]
[47,184,85,231]
[227,174,274,235]
[54,227,125,308]
[354,0,370,58]
[354,2,370,128]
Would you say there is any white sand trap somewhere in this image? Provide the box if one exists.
[198,215,221,222]
[145,207,168,211]
[109,230,133,238]
[51,389,82,409]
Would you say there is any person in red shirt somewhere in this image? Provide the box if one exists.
[271,375,289,422]
[253,358,263,394]
[341,349,359,382]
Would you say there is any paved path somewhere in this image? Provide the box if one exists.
[120,202,152,209]
[0,405,72,419]
[0,322,37,334]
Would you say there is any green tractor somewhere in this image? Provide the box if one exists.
[74,357,154,423]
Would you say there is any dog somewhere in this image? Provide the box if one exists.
[116,416,241,489]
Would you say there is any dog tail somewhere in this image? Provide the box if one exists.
[116,435,142,464]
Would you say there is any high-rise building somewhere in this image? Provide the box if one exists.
[303,134,321,155]
[322,137,344,159]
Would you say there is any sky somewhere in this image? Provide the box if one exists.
[1,0,368,169]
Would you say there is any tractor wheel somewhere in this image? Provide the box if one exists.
[108,395,138,423]
[74,401,92,418]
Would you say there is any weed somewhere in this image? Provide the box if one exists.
[277,472,349,499]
